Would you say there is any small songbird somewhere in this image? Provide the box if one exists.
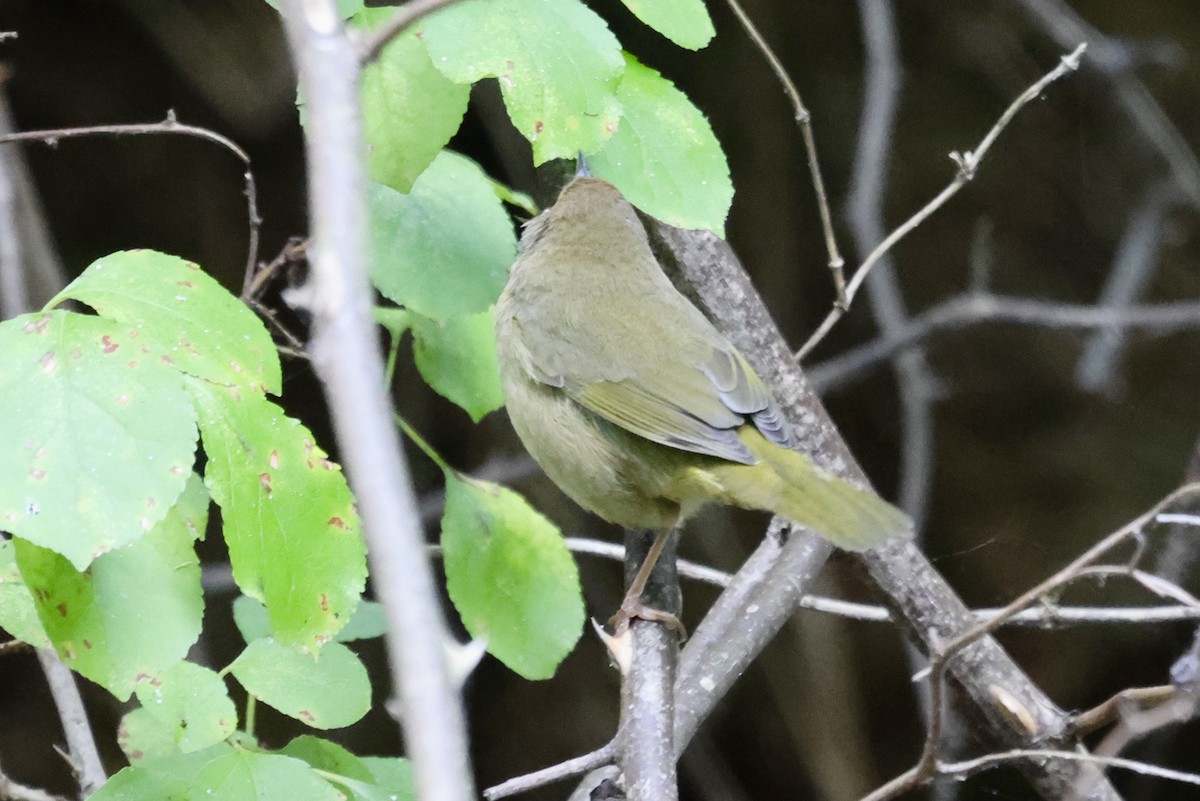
[494,174,911,632]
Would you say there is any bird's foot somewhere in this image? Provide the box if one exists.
[607,596,687,640]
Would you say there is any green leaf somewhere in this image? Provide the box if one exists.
[590,53,733,235]
[14,473,208,699]
[441,473,583,680]
[421,0,624,163]
[369,151,515,319]
[193,749,344,801]
[0,311,197,569]
[119,661,237,760]
[229,639,371,730]
[117,708,182,765]
[410,310,505,422]
[352,13,470,193]
[233,595,385,644]
[282,738,415,801]
[619,0,714,49]
[0,539,50,647]
[50,250,281,395]
[89,743,234,801]
[360,757,416,801]
[189,379,366,651]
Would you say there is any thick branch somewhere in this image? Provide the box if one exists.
[644,223,1122,801]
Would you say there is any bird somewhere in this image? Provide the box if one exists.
[494,173,911,633]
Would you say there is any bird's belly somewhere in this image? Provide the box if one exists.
[503,378,680,531]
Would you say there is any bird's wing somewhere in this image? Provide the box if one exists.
[517,317,790,464]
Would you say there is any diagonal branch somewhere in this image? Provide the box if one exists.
[644,220,1123,801]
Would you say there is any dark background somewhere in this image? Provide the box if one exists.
[2,1,1199,799]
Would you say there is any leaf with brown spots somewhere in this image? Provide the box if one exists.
[49,250,282,395]
[0,311,197,569]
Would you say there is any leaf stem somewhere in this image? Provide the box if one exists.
[396,415,452,473]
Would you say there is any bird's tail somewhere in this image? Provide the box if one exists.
[698,427,912,550]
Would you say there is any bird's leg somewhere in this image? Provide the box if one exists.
[608,526,686,638]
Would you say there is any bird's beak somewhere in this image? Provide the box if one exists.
[575,152,592,178]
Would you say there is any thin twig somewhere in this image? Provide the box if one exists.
[482,743,617,800]
[1008,0,1200,208]
[0,114,261,294]
[358,0,465,65]
[864,486,1200,801]
[0,758,67,801]
[808,292,1200,392]
[723,0,845,301]
[798,44,1088,359]
[278,3,475,801]
[940,749,1200,788]
[35,649,105,796]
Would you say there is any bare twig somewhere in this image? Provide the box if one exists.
[798,44,1087,359]
[277,3,474,801]
[722,0,845,301]
[482,744,617,800]
[864,486,1199,801]
[939,749,1200,789]
[0,111,27,318]
[0,758,67,801]
[808,292,1200,392]
[35,649,105,796]
[1008,0,1200,208]
[358,0,465,65]
[0,114,261,294]
[1075,180,1177,393]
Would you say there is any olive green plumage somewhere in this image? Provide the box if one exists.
[494,177,910,549]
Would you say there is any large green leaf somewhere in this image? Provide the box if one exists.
[50,250,281,395]
[0,311,197,569]
[89,743,234,801]
[230,638,371,730]
[118,661,237,762]
[619,0,714,49]
[441,473,583,680]
[14,473,208,699]
[0,539,50,647]
[421,0,624,163]
[353,12,470,193]
[410,310,505,422]
[369,151,515,320]
[189,379,366,651]
[590,53,733,235]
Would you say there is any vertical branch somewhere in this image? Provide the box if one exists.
[35,649,105,797]
[847,0,938,527]
[619,529,681,801]
[1075,181,1177,393]
[277,4,474,801]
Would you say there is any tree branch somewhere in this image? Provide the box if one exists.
[277,4,474,800]
[643,220,1123,800]
[35,649,105,797]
